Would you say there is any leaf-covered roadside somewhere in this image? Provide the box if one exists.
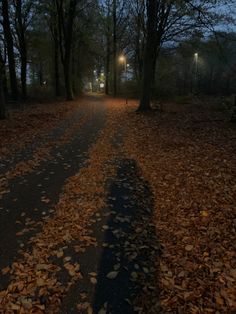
[0,100,82,160]
[122,100,236,313]
[0,111,89,199]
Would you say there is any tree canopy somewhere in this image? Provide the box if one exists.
[0,0,235,116]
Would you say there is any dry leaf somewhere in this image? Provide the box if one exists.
[106,271,118,279]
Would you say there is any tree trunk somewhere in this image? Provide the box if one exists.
[49,2,61,97]
[65,0,76,100]
[39,61,44,86]
[0,57,6,119]
[56,0,76,100]
[231,95,236,122]
[54,27,61,97]
[134,11,144,83]
[15,0,28,100]
[139,50,157,111]
[2,0,18,100]
[105,35,110,95]
[21,48,27,99]
[134,34,143,82]
[0,50,8,100]
[72,47,77,95]
[112,0,117,97]
[63,38,73,100]
[138,0,158,111]
[64,65,73,100]
[0,77,6,119]
[105,1,111,95]
[63,37,74,100]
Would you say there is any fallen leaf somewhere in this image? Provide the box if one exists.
[106,271,118,279]
[185,245,194,251]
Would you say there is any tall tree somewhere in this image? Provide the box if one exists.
[56,0,78,100]
[45,0,61,97]
[2,0,18,100]
[0,40,9,98]
[110,0,129,96]
[112,0,117,96]
[0,50,6,119]
[14,0,34,99]
[128,0,145,82]
[139,0,160,111]
[138,0,234,111]
[102,0,112,95]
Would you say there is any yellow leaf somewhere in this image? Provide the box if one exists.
[200,210,209,217]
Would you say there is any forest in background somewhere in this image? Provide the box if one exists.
[0,0,236,118]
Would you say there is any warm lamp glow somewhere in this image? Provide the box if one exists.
[119,55,126,63]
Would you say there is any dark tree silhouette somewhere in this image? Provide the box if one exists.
[56,0,78,100]
[0,51,6,119]
[14,0,33,99]
[2,0,18,100]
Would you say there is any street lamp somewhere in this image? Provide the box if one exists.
[119,55,126,67]
[194,52,199,94]
[118,54,128,104]
[194,53,199,71]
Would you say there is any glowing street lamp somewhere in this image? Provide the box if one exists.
[119,55,126,64]
[194,52,199,94]
[118,54,128,104]
[119,55,127,73]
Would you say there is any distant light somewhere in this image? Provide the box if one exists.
[43,81,47,85]
[127,64,130,68]
[100,83,105,88]
[194,52,198,58]
[101,72,104,76]
[119,55,126,63]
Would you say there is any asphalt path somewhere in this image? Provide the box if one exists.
[0,96,160,314]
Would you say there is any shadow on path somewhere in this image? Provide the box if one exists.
[60,159,161,313]
[92,159,161,313]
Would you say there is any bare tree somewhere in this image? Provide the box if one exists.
[102,0,112,95]
[128,0,145,82]
[1,0,18,100]
[106,0,129,96]
[13,0,34,99]
[112,0,117,96]
[0,49,6,119]
[55,0,78,100]
[138,0,235,111]
[44,0,61,97]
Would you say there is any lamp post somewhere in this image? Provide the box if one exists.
[194,52,199,94]
[119,55,128,104]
